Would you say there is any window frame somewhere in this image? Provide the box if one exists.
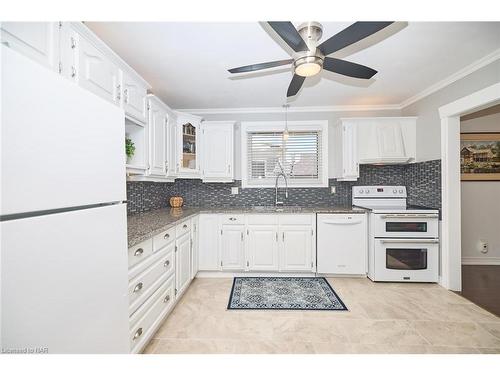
[241,120,329,188]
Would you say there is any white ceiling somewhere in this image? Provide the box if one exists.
[86,21,500,110]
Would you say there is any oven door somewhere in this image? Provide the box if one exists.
[373,238,439,282]
[372,213,439,238]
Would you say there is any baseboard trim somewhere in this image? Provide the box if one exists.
[196,271,317,278]
[462,257,500,265]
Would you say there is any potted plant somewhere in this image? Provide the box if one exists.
[125,137,135,164]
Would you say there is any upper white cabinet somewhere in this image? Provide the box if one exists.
[1,22,59,71]
[122,70,148,124]
[332,119,359,181]
[77,35,121,105]
[147,95,168,178]
[175,113,202,178]
[201,121,235,182]
[201,121,234,182]
[356,117,417,164]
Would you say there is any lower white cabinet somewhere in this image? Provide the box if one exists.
[220,224,245,270]
[191,215,199,279]
[198,214,220,270]
[246,225,279,271]
[175,232,191,298]
[279,225,314,272]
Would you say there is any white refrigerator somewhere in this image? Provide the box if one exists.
[1,46,129,353]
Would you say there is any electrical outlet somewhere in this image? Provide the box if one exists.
[330,186,336,194]
[478,240,489,254]
[231,187,239,195]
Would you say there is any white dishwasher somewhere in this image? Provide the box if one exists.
[317,213,368,275]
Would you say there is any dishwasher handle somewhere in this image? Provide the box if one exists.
[321,220,363,225]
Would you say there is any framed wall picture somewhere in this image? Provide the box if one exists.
[460,133,500,181]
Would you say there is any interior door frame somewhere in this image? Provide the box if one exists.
[439,82,500,291]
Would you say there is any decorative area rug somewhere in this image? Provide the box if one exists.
[227,277,347,311]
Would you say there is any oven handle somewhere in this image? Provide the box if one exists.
[379,214,439,219]
[380,239,439,244]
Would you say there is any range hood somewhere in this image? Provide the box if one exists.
[357,117,416,165]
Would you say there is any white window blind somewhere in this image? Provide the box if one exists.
[247,131,322,186]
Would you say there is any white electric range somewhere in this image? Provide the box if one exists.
[353,186,439,283]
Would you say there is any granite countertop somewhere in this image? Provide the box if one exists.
[127,205,369,247]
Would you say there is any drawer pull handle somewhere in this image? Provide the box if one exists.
[229,217,237,221]
[164,233,170,239]
[183,224,188,229]
[133,282,143,293]
[163,295,170,303]
[134,248,144,257]
[133,327,143,341]
[164,260,170,268]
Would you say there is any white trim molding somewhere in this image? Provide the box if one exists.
[462,257,500,266]
[439,82,500,292]
[175,48,500,115]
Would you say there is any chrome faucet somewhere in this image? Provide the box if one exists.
[275,161,288,206]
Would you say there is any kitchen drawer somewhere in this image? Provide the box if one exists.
[128,244,174,315]
[175,219,191,237]
[153,226,175,252]
[279,214,313,225]
[220,214,245,225]
[130,274,175,353]
[128,238,153,269]
[246,214,279,225]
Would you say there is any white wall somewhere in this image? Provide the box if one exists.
[198,109,402,180]
[460,112,500,264]
[402,59,500,161]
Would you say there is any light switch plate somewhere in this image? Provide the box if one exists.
[231,187,239,195]
[330,186,336,194]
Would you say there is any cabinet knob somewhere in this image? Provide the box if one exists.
[229,217,236,221]
[71,66,76,78]
[134,248,144,257]
[133,327,143,341]
[164,260,170,268]
[163,295,170,303]
[164,233,170,239]
[70,36,76,49]
[183,224,188,229]
[123,88,129,103]
[133,282,143,293]
[116,84,121,101]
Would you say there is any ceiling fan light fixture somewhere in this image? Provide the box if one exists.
[294,56,323,77]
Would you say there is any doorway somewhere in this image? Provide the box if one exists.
[460,104,500,316]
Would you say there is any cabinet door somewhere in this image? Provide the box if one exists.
[376,122,406,158]
[342,122,359,179]
[247,225,279,271]
[279,225,313,272]
[1,22,59,71]
[176,116,201,176]
[191,216,199,279]
[175,232,191,298]
[198,214,220,270]
[147,99,167,177]
[221,225,245,270]
[202,123,233,181]
[77,36,120,105]
[122,71,148,124]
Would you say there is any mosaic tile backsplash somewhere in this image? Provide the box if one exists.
[127,160,441,214]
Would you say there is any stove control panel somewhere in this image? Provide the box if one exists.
[353,186,407,198]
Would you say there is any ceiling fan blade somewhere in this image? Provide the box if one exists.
[228,59,293,74]
[268,22,309,53]
[318,22,393,56]
[323,57,377,79]
[287,74,306,97]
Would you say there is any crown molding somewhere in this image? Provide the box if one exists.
[176,104,401,115]
[399,48,500,109]
[175,48,500,115]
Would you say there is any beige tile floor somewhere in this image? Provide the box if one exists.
[144,277,500,354]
